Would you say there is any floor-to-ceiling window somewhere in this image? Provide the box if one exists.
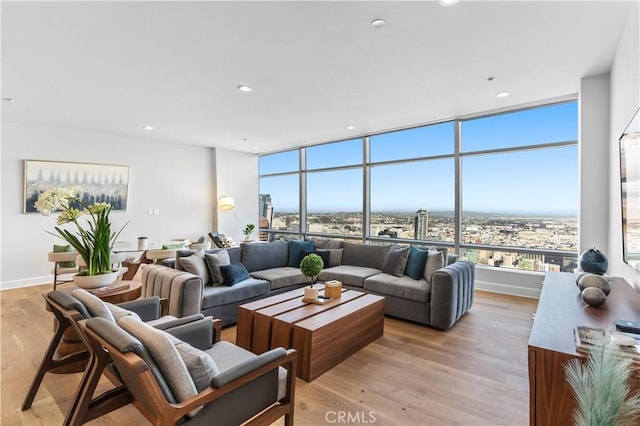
[258,100,578,271]
[460,102,578,271]
[369,122,455,243]
[258,150,300,240]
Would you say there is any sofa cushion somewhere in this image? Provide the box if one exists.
[317,248,343,267]
[201,278,270,309]
[242,240,289,272]
[220,263,250,286]
[318,265,381,288]
[288,240,314,267]
[364,273,431,303]
[424,249,444,284]
[341,242,390,269]
[302,249,330,269]
[250,267,311,290]
[205,340,287,401]
[405,246,429,280]
[381,245,409,277]
[204,249,230,285]
[179,250,210,285]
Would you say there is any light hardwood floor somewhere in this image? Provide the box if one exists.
[1,284,538,426]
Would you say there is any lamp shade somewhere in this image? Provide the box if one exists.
[218,195,235,211]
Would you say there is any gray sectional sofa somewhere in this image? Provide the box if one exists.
[141,238,475,330]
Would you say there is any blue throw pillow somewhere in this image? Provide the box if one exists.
[220,262,250,286]
[405,246,429,280]
[302,250,330,269]
[288,239,314,267]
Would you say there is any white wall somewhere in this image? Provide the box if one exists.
[579,73,610,254]
[608,2,640,290]
[1,122,216,288]
[215,148,259,243]
[477,5,640,298]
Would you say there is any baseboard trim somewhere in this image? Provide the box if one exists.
[1,276,52,290]
[475,279,541,299]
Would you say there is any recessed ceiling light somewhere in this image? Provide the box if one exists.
[487,77,495,83]
[371,19,385,28]
[346,125,356,130]
[3,97,16,103]
[237,85,253,92]
[496,91,511,98]
[142,125,154,131]
[439,0,460,6]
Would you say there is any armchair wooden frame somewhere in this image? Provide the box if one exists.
[22,292,223,426]
[81,319,298,426]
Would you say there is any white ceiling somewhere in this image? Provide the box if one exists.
[1,1,636,154]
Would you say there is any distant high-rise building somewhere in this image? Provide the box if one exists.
[259,193,274,241]
[414,209,429,240]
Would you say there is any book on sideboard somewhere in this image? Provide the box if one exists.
[574,325,640,360]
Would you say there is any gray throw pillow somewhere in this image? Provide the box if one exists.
[382,245,410,277]
[318,248,343,267]
[424,249,444,284]
[118,316,199,412]
[71,289,115,322]
[106,303,141,321]
[204,249,231,285]
[167,334,219,392]
[179,250,210,285]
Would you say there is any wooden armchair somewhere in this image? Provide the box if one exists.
[48,251,80,289]
[22,290,221,426]
[80,315,297,426]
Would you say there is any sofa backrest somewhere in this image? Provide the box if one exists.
[241,240,289,272]
[305,237,345,250]
[341,242,390,270]
[227,247,242,263]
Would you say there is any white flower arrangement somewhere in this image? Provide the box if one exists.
[35,187,128,276]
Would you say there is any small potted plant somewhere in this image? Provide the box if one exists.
[300,253,324,300]
[242,224,255,241]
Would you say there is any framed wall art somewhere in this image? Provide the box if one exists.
[24,160,129,213]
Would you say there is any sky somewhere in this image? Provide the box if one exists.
[259,101,578,216]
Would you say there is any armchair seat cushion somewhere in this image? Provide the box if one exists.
[318,265,381,288]
[201,278,270,310]
[250,267,311,290]
[205,341,287,401]
[364,273,431,303]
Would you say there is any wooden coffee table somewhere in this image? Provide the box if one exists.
[237,286,384,381]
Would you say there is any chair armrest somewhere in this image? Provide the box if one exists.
[163,316,215,351]
[151,314,205,330]
[430,260,475,330]
[141,264,204,317]
[211,347,287,388]
[117,297,161,321]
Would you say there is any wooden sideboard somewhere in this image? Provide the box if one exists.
[528,272,640,426]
